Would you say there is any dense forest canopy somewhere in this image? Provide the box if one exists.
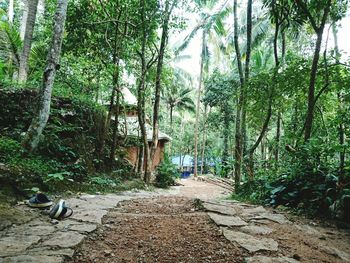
[0,0,350,220]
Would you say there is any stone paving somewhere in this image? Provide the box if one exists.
[0,190,168,263]
[1,179,350,263]
[202,199,350,262]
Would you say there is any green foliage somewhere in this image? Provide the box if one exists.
[0,137,22,161]
[236,137,350,221]
[44,171,73,183]
[155,157,180,188]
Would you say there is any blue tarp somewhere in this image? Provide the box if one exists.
[171,155,194,167]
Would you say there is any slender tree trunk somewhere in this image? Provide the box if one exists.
[241,0,252,156]
[261,135,265,163]
[246,94,273,179]
[193,30,206,177]
[18,0,39,83]
[20,0,29,40]
[137,0,153,183]
[332,24,346,178]
[151,0,175,161]
[222,108,230,177]
[22,0,68,152]
[200,105,208,175]
[304,30,324,141]
[110,61,121,163]
[294,0,330,142]
[233,0,245,190]
[275,112,281,163]
[169,105,174,130]
[8,0,14,24]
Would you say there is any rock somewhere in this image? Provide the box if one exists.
[27,247,75,258]
[70,210,108,224]
[0,235,41,256]
[320,245,350,261]
[69,223,97,233]
[1,255,63,263]
[6,224,56,236]
[245,256,299,263]
[208,213,248,227]
[203,202,237,216]
[240,225,273,235]
[241,206,267,216]
[41,232,85,248]
[250,213,289,224]
[295,224,321,237]
[222,228,278,253]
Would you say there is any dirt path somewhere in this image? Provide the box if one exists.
[2,179,348,262]
[70,179,243,263]
[68,179,350,263]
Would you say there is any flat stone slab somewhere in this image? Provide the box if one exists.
[0,235,41,256]
[208,213,248,227]
[27,247,75,258]
[245,256,299,263]
[240,225,273,235]
[41,232,85,248]
[222,228,278,253]
[203,202,237,215]
[1,255,63,263]
[241,206,267,216]
[69,223,97,233]
[6,224,55,237]
[250,213,288,224]
[71,209,108,224]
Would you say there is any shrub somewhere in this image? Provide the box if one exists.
[236,139,350,221]
[154,157,179,188]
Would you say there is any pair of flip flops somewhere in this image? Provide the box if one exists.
[27,193,73,220]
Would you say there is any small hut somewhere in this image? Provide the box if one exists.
[110,87,171,171]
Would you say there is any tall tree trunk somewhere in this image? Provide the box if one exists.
[294,0,330,142]
[233,0,245,190]
[137,0,154,183]
[151,0,175,161]
[304,30,325,141]
[8,0,14,24]
[222,108,230,177]
[332,24,346,178]
[246,94,273,179]
[200,105,208,175]
[110,60,121,163]
[18,0,39,83]
[20,0,29,40]
[22,0,68,152]
[275,112,281,163]
[241,0,252,156]
[169,105,174,130]
[193,29,206,177]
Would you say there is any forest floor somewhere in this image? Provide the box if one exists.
[1,179,350,263]
[70,179,350,263]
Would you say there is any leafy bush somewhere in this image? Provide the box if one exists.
[236,139,350,221]
[154,158,180,188]
[0,137,22,161]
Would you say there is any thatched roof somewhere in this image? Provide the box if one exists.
[117,116,171,142]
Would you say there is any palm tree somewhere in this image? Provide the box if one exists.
[22,0,68,151]
[175,0,230,177]
[163,86,195,130]
[18,0,38,83]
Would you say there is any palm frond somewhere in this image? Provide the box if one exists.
[0,21,22,66]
